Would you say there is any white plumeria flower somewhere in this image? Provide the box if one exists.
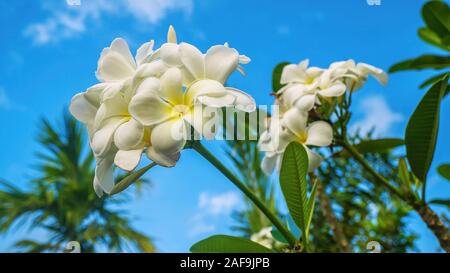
[95,38,155,101]
[259,107,333,175]
[129,68,225,164]
[70,37,157,196]
[278,59,324,111]
[327,59,388,91]
[156,26,256,112]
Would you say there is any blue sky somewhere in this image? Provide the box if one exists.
[0,0,449,252]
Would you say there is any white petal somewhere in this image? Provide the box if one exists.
[281,63,308,84]
[93,152,116,196]
[281,107,308,137]
[110,38,136,67]
[160,67,184,105]
[102,82,125,101]
[114,148,143,171]
[261,154,279,176]
[146,146,180,167]
[167,25,177,43]
[185,79,228,105]
[298,59,310,69]
[96,38,136,82]
[226,87,256,112]
[294,94,316,111]
[305,147,323,172]
[197,94,235,108]
[69,93,97,124]
[129,90,173,126]
[306,121,333,147]
[317,82,347,97]
[85,83,108,107]
[114,119,144,150]
[356,63,388,85]
[93,94,128,130]
[135,77,160,95]
[179,42,205,80]
[151,118,187,154]
[205,45,239,84]
[135,60,168,79]
[160,43,182,67]
[306,67,323,78]
[135,40,154,65]
[280,84,307,107]
[91,117,127,157]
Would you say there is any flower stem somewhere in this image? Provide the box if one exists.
[340,140,404,200]
[192,141,298,247]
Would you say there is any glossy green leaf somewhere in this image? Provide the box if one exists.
[280,142,309,233]
[422,1,450,38]
[337,138,404,157]
[110,163,156,195]
[272,62,290,93]
[304,180,318,241]
[190,235,272,253]
[405,76,448,182]
[389,55,450,73]
[429,199,450,208]
[419,27,450,51]
[419,72,449,88]
[437,164,450,181]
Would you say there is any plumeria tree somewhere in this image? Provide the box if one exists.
[69,1,449,253]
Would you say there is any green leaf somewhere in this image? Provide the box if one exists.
[405,76,448,182]
[280,142,309,233]
[304,180,318,240]
[110,163,156,195]
[190,235,272,253]
[337,138,404,157]
[418,27,450,51]
[398,158,411,187]
[429,199,450,208]
[437,164,450,180]
[422,1,450,39]
[272,62,290,93]
[389,55,450,73]
[419,72,449,88]
[279,142,317,245]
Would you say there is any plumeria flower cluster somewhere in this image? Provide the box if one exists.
[70,26,256,196]
[259,59,387,175]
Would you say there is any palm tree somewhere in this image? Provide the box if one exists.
[0,113,155,253]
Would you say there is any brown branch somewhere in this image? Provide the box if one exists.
[317,182,352,252]
[414,203,450,252]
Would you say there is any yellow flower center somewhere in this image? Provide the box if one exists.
[173,104,190,117]
[297,132,308,144]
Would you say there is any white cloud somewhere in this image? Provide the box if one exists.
[25,0,193,45]
[198,191,241,216]
[350,95,403,136]
[189,191,241,237]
